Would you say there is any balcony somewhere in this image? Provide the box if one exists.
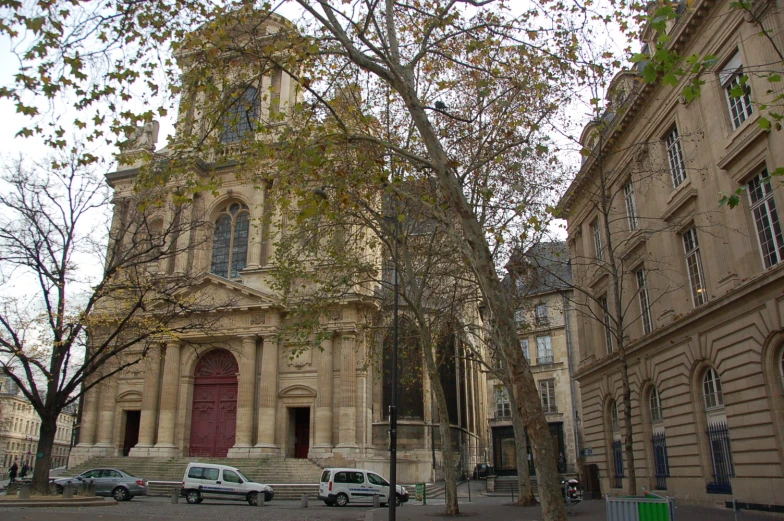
[536,355,554,366]
[490,411,512,424]
[542,405,558,414]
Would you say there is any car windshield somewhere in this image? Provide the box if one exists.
[236,469,251,482]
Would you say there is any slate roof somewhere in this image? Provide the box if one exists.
[508,241,572,296]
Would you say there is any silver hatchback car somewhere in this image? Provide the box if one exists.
[53,468,148,501]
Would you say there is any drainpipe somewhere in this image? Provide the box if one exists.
[562,292,581,474]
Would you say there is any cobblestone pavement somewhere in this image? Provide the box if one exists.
[0,496,372,521]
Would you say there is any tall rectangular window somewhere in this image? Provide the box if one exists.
[536,335,553,365]
[520,338,529,362]
[600,295,614,354]
[624,181,639,230]
[539,379,557,413]
[682,227,708,307]
[665,126,686,188]
[748,168,784,268]
[495,386,511,418]
[535,303,549,325]
[720,52,753,130]
[514,309,526,326]
[636,268,653,335]
[592,219,604,261]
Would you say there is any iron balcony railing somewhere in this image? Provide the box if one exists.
[537,355,554,365]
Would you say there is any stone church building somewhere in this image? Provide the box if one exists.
[69,12,489,483]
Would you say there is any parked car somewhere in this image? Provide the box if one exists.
[180,462,273,506]
[319,468,408,507]
[472,464,491,480]
[52,468,147,501]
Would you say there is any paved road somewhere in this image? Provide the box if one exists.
[0,496,372,521]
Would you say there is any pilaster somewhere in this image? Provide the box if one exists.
[336,334,358,454]
[130,344,163,457]
[229,335,258,457]
[152,341,182,457]
[254,334,280,454]
[312,334,334,455]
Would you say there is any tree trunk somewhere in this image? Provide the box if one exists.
[422,338,460,515]
[31,411,57,495]
[620,355,637,495]
[396,84,566,521]
[508,384,536,505]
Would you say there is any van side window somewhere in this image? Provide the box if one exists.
[188,467,204,479]
[320,470,331,483]
[367,473,388,486]
[223,470,242,483]
[350,472,365,484]
[334,472,349,483]
[203,468,219,480]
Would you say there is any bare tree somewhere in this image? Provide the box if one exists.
[0,151,227,493]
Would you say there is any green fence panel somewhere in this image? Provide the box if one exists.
[638,501,670,521]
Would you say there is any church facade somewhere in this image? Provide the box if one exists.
[69,12,489,483]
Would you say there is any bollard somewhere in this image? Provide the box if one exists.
[49,483,58,495]
[87,483,96,496]
[18,484,31,500]
[171,488,179,504]
[258,492,265,507]
[78,482,87,495]
[300,493,308,508]
[373,494,380,508]
[63,484,74,499]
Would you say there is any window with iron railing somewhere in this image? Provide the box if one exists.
[495,386,511,418]
[748,168,784,269]
[612,440,624,488]
[652,432,670,490]
[536,335,553,365]
[720,52,753,130]
[706,421,734,494]
[665,125,686,188]
[683,227,708,308]
[624,181,639,231]
[611,401,620,432]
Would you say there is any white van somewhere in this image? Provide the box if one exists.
[318,467,409,507]
[180,462,274,505]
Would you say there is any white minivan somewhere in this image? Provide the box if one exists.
[180,462,274,505]
[318,467,409,507]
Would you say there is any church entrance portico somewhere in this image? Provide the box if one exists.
[189,348,238,458]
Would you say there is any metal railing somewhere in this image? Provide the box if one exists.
[612,440,624,489]
[542,404,558,414]
[706,421,733,495]
[537,355,554,365]
[652,432,669,490]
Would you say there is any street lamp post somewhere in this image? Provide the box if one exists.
[389,210,399,521]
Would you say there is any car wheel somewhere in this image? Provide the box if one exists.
[186,490,201,504]
[335,493,349,507]
[247,491,259,506]
[112,487,130,502]
[395,494,403,507]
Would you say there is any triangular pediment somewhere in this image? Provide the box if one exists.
[164,272,282,311]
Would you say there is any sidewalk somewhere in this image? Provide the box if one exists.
[369,498,784,521]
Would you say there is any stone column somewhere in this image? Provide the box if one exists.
[313,334,334,453]
[355,335,368,449]
[153,342,181,457]
[230,335,258,456]
[245,190,264,269]
[337,335,357,450]
[76,380,100,447]
[94,370,119,450]
[255,334,279,452]
[130,345,163,456]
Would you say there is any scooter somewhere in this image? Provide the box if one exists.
[562,478,582,505]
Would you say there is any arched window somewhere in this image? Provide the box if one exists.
[779,348,784,392]
[702,368,724,410]
[220,86,259,144]
[611,400,620,432]
[649,386,663,422]
[210,202,250,279]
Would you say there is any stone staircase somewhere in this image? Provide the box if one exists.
[67,457,324,500]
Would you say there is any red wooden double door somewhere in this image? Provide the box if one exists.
[189,349,238,458]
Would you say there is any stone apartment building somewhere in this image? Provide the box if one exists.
[558,0,784,508]
[487,242,583,477]
[68,11,489,483]
[0,376,76,470]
